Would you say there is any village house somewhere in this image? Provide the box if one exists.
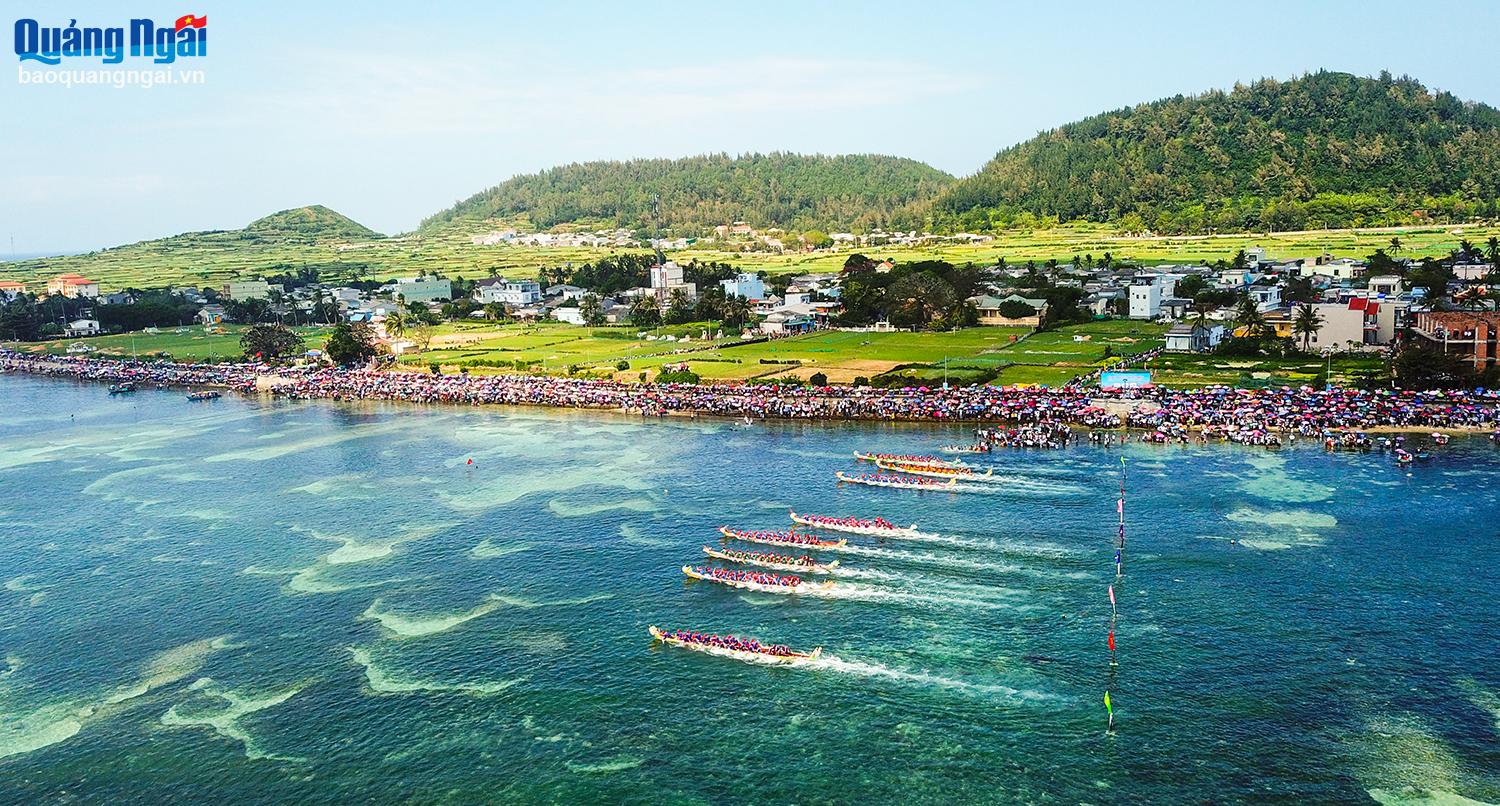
[970,294,1049,327]
[1452,263,1493,281]
[545,284,587,301]
[197,305,226,326]
[1305,258,1365,282]
[1163,322,1226,353]
[1367,275,1404,297]
[1247,284,1282,312]
[0,279,25,299]
[65,318,101,336]
[474,278,542,306]
[1409,311,1500,374]
[759,310,814,335]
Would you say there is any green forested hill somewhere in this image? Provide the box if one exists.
[421,153,955,234]
[246,205,380,240]
[934,71,1500,234]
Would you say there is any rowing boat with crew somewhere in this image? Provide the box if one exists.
[648,626,822,664]
[682,565,836,594]
[853,451,966,468]
[718,526,847,548]
[835,472,957,490]
[788,510,918,538]
[702,546,840,573]
[874,459,993,479]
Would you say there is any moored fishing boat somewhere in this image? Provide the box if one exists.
[108,382,137,395]
[853,451,965,467]
[874,459,992,479]
[681,565,835,594]
[186,390,222,401]
[835,472,956,490]
[648,626,821,664]
[702,546,839,573]
[789,510,918,538]
[718,526,846,548]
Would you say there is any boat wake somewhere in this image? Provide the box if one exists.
[948,480,1087,496]
[883,531,999,550]
[805,655,1051,702]
[831,567,1019,602]
[834,544,1026,576]
[810,583,1013,611]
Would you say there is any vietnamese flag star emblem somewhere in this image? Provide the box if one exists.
[175,14,207,32]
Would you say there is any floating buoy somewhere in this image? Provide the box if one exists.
[466,458,473,465]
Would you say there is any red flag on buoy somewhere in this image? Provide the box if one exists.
[1108,631,1115,652]
[466,458,473,465]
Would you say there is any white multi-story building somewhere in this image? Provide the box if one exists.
[474,279,542,306]
[649,261,696,303]
[1307,259,1365,282]
[720,272,765,300]
[1128,280,1163,320]
[1248,284,1282,311]
[651,261,684,290]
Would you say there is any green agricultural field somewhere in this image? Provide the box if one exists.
[1142,352,1385,389]
[4,325,331,362]
[4,317,1387,390]
[401,322,1034,383]
[402,320,1178,387]
[4,220,1497,293]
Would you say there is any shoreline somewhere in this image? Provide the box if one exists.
[5,352,1499,438]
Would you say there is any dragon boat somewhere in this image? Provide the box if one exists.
[702,545,839,573]
[853,451,964,467]
[788,510,918,538]
[682,565,835,594]
[718,526,846,548]
[874,459,993,479]
[648,626,822,664]
[835,472,957,490]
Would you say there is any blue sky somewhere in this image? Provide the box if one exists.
[4,0,1500,253]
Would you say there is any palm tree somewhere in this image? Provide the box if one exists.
[384,311,407,340]
[267,289,288,325]
[1460,239,1478,262]
[722,295,751,329]
[1389,236,1403,255]
[1234,295,1266,340]
[1486,236,1500,272]
[1291,303,1324,353]
[1188,303,1214,352]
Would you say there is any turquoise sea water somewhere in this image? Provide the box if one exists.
[1,375,1498,804]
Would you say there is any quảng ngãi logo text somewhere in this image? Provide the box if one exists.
[13,15,206,65]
